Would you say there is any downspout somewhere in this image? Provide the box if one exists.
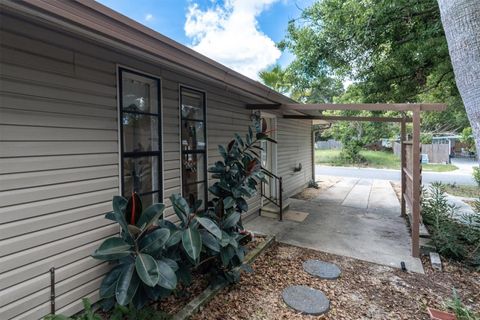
[312,125,317,182]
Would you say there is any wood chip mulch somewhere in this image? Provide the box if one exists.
[153,236,267,315]
[192,243,480,320]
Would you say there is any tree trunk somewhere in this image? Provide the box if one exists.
[437,0,480,162]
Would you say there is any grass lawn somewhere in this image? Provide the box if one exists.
[315,149,459,172]
[441,183,480,198]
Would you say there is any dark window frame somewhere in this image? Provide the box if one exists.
[119,67,163,202]
[180,85,208,207]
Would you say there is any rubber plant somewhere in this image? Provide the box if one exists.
[155,193,223,286]
[92,194,180,309]
[204,119,276,282]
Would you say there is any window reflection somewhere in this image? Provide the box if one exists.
[180,87,207,209]
[120,69,162,204]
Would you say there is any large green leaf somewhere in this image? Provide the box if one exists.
[139,228,170,255]
[99,266,123,298]
[156,259,177,290]
[223,197,235,209]
[200,229,220,252]
[135,253,160,287]
[195,217,222,239]
[220,231,231,247]
[137,203,165,229]
[165,230,182,247]
[236,198,248,212]
[218,145,228,159]
[222,212,240,229]
[115,263,139,305]
[106,196,129,234]
[92,237,132,260]
[170,194,189,226]
[182,227,202,260]
[220,245,235,267]
[158,257,179,271]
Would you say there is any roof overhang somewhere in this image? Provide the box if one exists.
[0,0,296,105]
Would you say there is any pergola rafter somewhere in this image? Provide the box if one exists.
[246,102,447,258]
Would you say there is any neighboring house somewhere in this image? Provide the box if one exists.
[432,135,476,158]
[0,1,313,318]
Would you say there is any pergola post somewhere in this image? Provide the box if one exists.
[400,117,406,217]
[411,107,421,258]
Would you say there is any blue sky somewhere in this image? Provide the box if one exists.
[97,0,313,79]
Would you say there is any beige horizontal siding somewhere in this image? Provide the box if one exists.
[0,9,310,320]
[0,12,121,320]
[276,118,313,198]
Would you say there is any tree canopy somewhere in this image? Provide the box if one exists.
[260,0,469,134]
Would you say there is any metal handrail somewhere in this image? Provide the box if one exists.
[260,168,283,221]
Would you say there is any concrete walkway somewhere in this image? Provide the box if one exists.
[246,176,424,273]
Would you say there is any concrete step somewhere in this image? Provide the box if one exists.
[260,199,291,218]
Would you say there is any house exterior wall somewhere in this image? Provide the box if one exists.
[0,11,312,320]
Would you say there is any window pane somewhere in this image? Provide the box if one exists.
[122,72,158,114]
[181,90,204,120]
[183,153,205,185]
[140,192,160,208]
[123,156,159,195]
[181,120,205,151]
[123,113,159,152]
[183,182,206,208]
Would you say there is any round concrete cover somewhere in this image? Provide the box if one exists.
[303,260,341,279]
[282,285,330,315]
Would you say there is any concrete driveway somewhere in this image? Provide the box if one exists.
[315,164,477,185]
[245,177,424,273]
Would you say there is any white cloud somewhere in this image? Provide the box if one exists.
[184,0,281,80]
[145,13,154,22]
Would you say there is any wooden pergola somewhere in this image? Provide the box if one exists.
[247,102,446,257]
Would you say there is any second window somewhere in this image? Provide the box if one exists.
[180,87,207,208]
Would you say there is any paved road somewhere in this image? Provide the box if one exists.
[315,165,476,185]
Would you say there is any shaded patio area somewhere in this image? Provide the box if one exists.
[245,176,424,273]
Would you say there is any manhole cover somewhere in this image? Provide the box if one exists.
[303,260,341,279]
[282,285,330,315]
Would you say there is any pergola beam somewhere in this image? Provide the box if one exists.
[283,103,446,112]
[283,115,413,123]
[245,103,281,110]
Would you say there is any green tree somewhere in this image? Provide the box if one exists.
[258,64,290,95]
[322,84,397,162]
[278,0,468,132]
[460,127,476,154]
[259,64,343,103]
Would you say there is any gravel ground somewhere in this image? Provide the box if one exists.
[192,243,480,320]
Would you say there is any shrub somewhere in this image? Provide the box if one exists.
[43,299,170,320]
[444,289,480,320]
[473,166,480,187]
[421,183,480,267]
[338,140,364,164]
[89,120,274,311]
[473,198,480,214]
[200,121,276,282]
[91,195,186,309]
[44,299,101,320]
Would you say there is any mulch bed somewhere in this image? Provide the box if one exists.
[192,242,480,320]
[150,236,267,315]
